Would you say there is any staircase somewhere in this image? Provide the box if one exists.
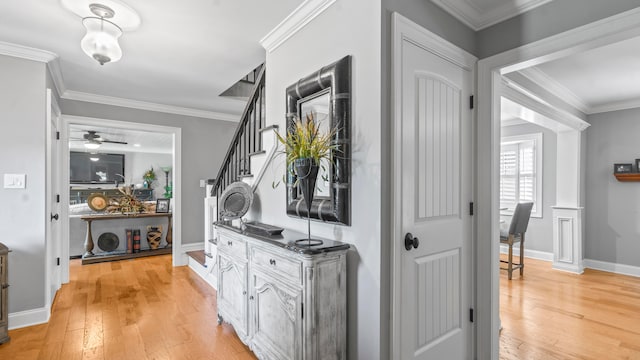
[210,66,278,201]
[188,66,279,288]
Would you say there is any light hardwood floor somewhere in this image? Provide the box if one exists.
[2,254,639,359]
[500,255,640,360]
[0,255,257,360]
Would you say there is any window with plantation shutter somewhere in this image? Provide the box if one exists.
[500,133,543,218]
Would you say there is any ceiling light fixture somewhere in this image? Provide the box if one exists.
[81,4,122,65]
[84,140,101,149]
[61,0,141,66]
[133,143,141,147]
[90,156,100,162]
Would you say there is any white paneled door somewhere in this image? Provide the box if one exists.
[46,89,62,307]
[395,14,474,359]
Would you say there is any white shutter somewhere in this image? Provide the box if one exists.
[500,144,518,209]
[518,141,535,205]
[500,134,542,217]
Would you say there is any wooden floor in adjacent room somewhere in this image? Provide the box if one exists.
[499,256,640,360]
[0,255,257,360]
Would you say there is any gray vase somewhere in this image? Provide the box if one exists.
[294,158,319,216]
[294,158,322,244]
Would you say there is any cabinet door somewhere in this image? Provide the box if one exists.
[218,253,248,338]
[250,271,303,360]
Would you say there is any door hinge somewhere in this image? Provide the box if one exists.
[469,202,474,216]
[469,95,474,110]
[56,131,60,140]
[470,308,474,322]
[301,303,304,319]
[56,257,60,266]
[56,194,60,203]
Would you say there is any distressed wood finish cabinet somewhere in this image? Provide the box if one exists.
[215,224,349,360]
[0,242,9,344]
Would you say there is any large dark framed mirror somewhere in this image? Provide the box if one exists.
[285,55,351,226]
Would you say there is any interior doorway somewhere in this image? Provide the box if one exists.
[58,115,182,283]
[476,8,640,359]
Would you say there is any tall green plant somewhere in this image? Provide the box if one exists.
[273,112,339,188]
[275,112,337,166]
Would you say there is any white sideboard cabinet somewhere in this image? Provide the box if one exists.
[215,224,349,360]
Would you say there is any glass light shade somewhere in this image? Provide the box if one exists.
[84,141,101,150]
[81,17,123,65]
[89,157,100,162]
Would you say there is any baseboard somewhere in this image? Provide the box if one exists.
[584,259,640,278]
[187,257,217,290]
[499,245,553,261]
[8,306,50,330]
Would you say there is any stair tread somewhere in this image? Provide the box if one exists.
[238,173,254,178]
[187,250,206,267]
[258,125,279,133]
[248,150,266,157]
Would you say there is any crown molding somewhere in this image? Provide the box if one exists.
[0,40,240,122]
[0,40,57,63]
[518,67,590,114]
[260,0,336,53]
[46,58,66,97]
[590,98,640,114]
[62,90,240,122]
[431,0,553,31]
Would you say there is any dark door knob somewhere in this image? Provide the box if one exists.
[405,232,419,251]
[51,213,59,221]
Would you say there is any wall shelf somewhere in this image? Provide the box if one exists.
[614,173,640,182]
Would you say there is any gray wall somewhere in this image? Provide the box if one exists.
[585,108,640,267]
[0,55,48,313]
[60,100,238,245]
[255,1,382,358]
[501,123,556,253]
[476,0,640,58]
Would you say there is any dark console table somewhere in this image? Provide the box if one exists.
[81,213,172,265]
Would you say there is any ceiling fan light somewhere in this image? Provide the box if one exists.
[81,17,123,65]
[84,141,101,150]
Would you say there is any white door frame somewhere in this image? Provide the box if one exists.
[45,89,62,313]
[476,7,640,359]
[390,12,477,359]
[59,115,183,283]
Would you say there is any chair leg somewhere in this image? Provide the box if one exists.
[519,234,525,276]
[508,242,513,280]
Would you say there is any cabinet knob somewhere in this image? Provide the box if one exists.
[227,241,232,246]
[243,290,247,295]
[269,259,276,266]
[250,296,254,300]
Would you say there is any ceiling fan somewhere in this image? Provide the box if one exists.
[70,130,128,149]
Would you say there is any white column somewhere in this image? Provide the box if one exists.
[552,130,584,273]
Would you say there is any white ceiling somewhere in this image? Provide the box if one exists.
[525,35,640,114]
[431,0,553,30]
[0,0,302,119]
[69,124,173,154]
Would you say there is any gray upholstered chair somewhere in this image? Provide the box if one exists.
[500,202,533,280]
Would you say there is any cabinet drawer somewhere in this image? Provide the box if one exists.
[218,232,247,260]
[250,246,302,284]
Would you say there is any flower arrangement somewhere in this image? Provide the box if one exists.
[143,167,157,188]
[274,112,338,187]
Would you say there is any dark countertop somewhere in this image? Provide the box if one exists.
[215,222,350,255]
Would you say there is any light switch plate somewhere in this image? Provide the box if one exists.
[4,173,26,189]
[199,179,206,188]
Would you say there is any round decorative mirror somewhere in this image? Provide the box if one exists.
[219,181,253,220]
